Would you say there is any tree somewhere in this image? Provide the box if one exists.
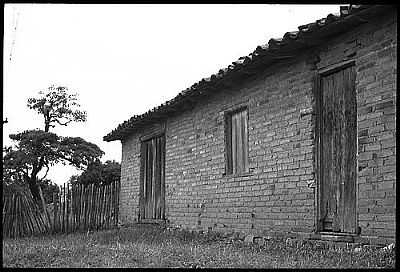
[39,179,59,204]
[101,160,121,184]
[27,85,87,133]
[3,85,104,208]
[72,159,121,186]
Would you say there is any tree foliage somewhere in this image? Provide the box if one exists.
[27,85,87,132]
[39,179,60,204]
[72,160,121,186]
[4,130,103,181]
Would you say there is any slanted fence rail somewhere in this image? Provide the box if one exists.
[3,189,51,238]
[3,179,120,238]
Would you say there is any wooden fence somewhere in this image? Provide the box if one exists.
[53,180,120,233]
[3,189,51,238]
[3,179,120,238]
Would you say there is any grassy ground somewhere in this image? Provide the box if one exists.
[2,224,395,268]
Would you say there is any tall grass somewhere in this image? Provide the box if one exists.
[2,225,395,268]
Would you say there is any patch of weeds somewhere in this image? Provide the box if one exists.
[2,226,396,268]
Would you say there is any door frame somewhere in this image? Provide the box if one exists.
[314,60,358,233]
[138,133,166,222]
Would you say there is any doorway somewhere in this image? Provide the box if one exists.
[139,134,165,220]
[317,63,357,233]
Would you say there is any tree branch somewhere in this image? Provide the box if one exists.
[55,119,73,126]
[39,163,50,181]
[56,153,86,171]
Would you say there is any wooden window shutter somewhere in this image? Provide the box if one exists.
[225,107,249,174]
[225,112,233,174]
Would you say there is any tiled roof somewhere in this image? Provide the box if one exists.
[104,5,389,142]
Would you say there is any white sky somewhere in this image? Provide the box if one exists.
[3,4,342,185]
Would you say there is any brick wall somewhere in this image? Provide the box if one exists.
[314,10,397,242]
[119,10,396,242]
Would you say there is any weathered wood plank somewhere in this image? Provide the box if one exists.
[90,183,95,230]
[97,185,101,228]
[82,185,87,230]
[61,184,65,233]
[18,196,27,236]
[53,192,57,233]
[116,179,120,224]
[111,181,115,226]
[139,141,146,221]
[15,196,20,237]
[321,72,330,229]
[2,197,9,236]
[343,65,357,233]
[313,73,321,231]
[100,184,104,229]
[236,111,243,174]
[151,138,157,219]
[23,195,34,236]
[242,109,249,172]
[106,184,111,228]
[320,64,357,233]
[232,112,237,174]
[332,69,343,232]
[160,135,165,219]
[145,142,151,219]
[225,112,233,174]
[157,136,162,219]
[78,184,83,230]
[67,183,71,233]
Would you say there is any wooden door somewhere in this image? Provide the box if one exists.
[319,64,357,233]
[140,135,165,220]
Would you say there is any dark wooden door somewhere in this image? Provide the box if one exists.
[140,135,165,220]
[319,65,356,233]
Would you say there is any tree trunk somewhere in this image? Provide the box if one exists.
[27,176,51,228]
[28,177,41,204]
[28,177,47,210]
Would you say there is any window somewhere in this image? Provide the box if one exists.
[225,107,249,175]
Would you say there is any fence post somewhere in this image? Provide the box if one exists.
[71,183,74,232]
[2,196,9,237]
[16,196,21,238]
[26,195,41,234]
[82,185,86,231]
[95,185,100,230]
[61,184,64,233]
[87,184,91,230]
[82,184,86,231]
[91,183,95,230]
[106,184,111,229]
[79,184,83,230]
[12,194,17,238]
[116,179,120,227]
[67,183,70,233]
[89,183,93,230]
[73,183,77,232]
[53,192,57,233]
[103,184,108,229]
[21,195,32,236]
[75,184,79,230]
[111,181,115,227]
[58,185,62,233]
[3,196,10,237]
[101,185,106,228]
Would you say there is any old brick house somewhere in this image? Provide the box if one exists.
[104,5,396,244]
